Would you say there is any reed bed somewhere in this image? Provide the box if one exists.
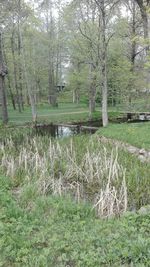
[0,136,127,217]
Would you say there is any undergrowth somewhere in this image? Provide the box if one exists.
[0,128,149,211]
[0,176,150,267]
[0,134,127,217]
[0,129,150,266]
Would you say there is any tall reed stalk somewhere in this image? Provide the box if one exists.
[0,136,127,217]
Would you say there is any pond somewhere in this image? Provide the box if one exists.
[34,121,101,138]
[33,115,148,138]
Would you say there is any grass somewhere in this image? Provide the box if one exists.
[6,103,90,124]
[0,133,127,216]
[0,128,149,210]
[0,128,150,266]
[1,103,122,125]
[98,122,150,150]
[0,175,150,267]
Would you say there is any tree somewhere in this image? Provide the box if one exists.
[0,0,14,123]
[1,0,149,125]
[64,0,101,118]
[0,31,8,124]
[93,0,121,126]
[95,0,108,126]
[134,0,150,104]
[135,0,150,43]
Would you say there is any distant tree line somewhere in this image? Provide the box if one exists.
[0,0,149,125]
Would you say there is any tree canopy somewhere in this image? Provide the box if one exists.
[0,0,150,125]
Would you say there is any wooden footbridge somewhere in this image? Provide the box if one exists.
[120,111,150,121]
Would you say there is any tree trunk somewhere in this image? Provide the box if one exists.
[135,0,150,42]
[89,64,96,118]
[73,89,76,103]
[101,58,108,127]
[7,74,16,110]
[48,66,57,107]
[11,30,22,113]
[0,32,8,124]
[20,30,37,122]
[100,0,108,127]
[46,3,57,107]
[89,97,96,117]
[18,23,24,110]
[18,0,24,110]
[135,0,150,91]
[3,49,16,110]
[73,88,80,104]
[129,0,136,107]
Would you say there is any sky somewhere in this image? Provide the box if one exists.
[24,0,129,17]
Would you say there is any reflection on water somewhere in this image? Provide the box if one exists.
[34,116,149,138]
[35,122,99,138]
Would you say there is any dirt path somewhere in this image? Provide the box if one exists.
[40,110,88,116]
[99,136,150,163]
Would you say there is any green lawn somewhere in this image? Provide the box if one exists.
[1,103,121,125]
[7,103,90,124]
[98,122,150,150]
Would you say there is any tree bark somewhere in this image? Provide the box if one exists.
[0,31,8,124]
[46,2,57,107]
[73,88,80,104]
[3,48,16,110]
[135,0,150,95]
[18,3,24,111]
[11,29,22,113]
[7,74,16,110]
[48,64,57,107]
[128,0,137,106]
[135,0,150,42]
[100,0,108,127]
[89,64,96,118]
[20,30,37,122]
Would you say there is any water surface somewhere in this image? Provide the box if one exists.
[35,121,101,138]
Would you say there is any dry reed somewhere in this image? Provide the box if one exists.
[0,136,127,217]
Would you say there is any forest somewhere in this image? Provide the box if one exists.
[0,0,150,126]
[0,0,150,266]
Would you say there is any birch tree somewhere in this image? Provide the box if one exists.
[93,0,120,126]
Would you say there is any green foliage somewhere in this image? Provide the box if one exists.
[107,18,144,108]
[0,175,150,267]
[1,0,150,123]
